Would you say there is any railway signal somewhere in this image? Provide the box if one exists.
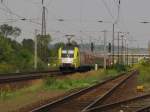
[108,43,111,53]
[91,42,94,52]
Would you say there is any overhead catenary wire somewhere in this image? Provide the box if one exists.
[0,4,42,26]
[1,3,25,19]
[100,0,115,20]
[46,0,53,7]
[79,0,84,48]
[1,0,43,26]
[0,0,132,47]
[115,0,121,23]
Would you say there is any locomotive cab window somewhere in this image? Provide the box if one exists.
[62,50,74,58]
[62,53,67,57]
[62,53,74,58]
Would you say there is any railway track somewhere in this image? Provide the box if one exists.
[85,93,150,112]
[136,105,150,112]
[0,70,75,84]
[31,71,137,112]
[82,70,138,111]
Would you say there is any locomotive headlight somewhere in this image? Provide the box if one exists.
[62,58,73,64]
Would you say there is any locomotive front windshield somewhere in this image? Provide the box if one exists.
[62,50,74,58]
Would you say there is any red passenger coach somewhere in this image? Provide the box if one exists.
[80,51,111,68]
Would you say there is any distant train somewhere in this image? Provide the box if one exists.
[58,44,111,71]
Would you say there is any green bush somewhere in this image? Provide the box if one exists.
[0,64,17,73]
[43,69,120,90]
[43,76,97,90]
[44,77,56,86]
[134,60,150,86]
[114,64,127,72]
[0,31,51,73]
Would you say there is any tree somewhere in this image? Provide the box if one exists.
[22,39,34,53]
[12,27,21,39]
[49,42,65,57]
[54,42,65,50]
[36,34,52,62]
[0,24,21,39]
[11,39,22,49]
[0,35,14,63]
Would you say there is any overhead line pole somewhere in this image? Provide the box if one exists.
[112,0,121,65]
[127,43,128,66]
[41,0,47,62]
[124,38,127,65]
[124,39,126,65]
[103,30,107,69]
[34,29,38,70]
[112,23,115,65]
[117,31,120,64]
[121,35,124,65]
[41,0,46,36]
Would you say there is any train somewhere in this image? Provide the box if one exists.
[58,43,111,71]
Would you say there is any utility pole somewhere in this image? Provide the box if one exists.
[124,38,127,65]
[34,29,38,70]
[112,24,115,65]
[103,30,107,69]
[117,32,120,64]
[121,35,124,65]
[132,54,134,66]
[126,43,128,66]
[41,0,46,35]
[41,6,46,36]
[111,0,120,65]
[112,0,120,65]
[40,0,47,62]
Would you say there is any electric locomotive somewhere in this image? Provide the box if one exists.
[58,43,111,70]
[58,43,80,70]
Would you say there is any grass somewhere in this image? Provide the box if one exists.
[43,77,97,90]
[0,69,121,112]
[0,83,42,100]
[133,60,150,89]
[43,69,120,91]
[0,69,120,100]
[0,88,65,112]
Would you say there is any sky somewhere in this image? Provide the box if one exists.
[0,0,150,48]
